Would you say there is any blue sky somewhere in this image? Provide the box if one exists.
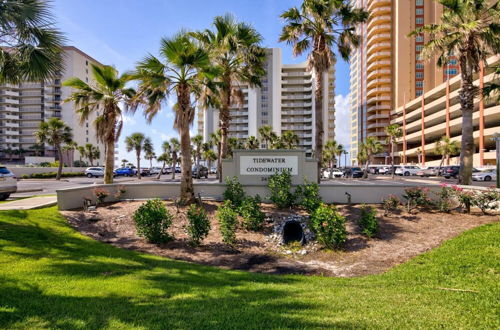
[53,0,351,165]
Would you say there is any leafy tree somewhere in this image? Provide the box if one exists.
[258,125,277,149]
[323,140,338,179]
[64,65,135,184]
[0,0,65,83]
[409,0,500,185]
[245,136,259,150]
[385,124,402,179]
[434,136,460,176]
[203,149,217,172]
[34,118,72,180]
[125,133,146,179]
[279,0,368,182]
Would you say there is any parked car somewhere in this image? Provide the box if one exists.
[472,169,497,182]
[416,166,440,177]
[322,168,343,178]
[175,166,181,173]
[209,166,217,174]
[140,168,151,176]
[351,167,365,178]
[192,165,208,179]
[395,165,421,176]
[162,166,172,174]
[0,166,17,200]
[442,166,460,179]
[84,167,105,178]
[149,167,161,175]
[114,167,136,177]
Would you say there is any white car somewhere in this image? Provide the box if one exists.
[323,168,343,178]
[472,169,497,182]
[84,167,105,178]
[395,166,421,176]
[0,166,17,200]
[149,167,161,175]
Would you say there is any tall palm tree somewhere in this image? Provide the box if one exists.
[0,0,66,83]
[143,138,155,169]
[34,118,72,180]
[169,138,180,180]
[191,134,203,167]
[131,33,214,203]
[203,149,217,173]
[361,137,383,179]
[125,132,146,179]
[434,136,460,177]
[192,14,266,180]
[334,143,345,168]
[324,140,338,179]
[210,130,222,181]
[280,0,368,182]
[63,64,135,184]
[77,145,86,167]
[385,124,403,179]
[156,152,171,180]
[245,136,260,150]
[409,0,500,185]
[258,125,276,149]
[281,130,300,149]
[84,143,100,166]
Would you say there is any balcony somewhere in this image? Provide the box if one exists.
[367,69,391,81]
[367,95,391,104]
[367,60,391,73]
[282,79,312,85]
[367,104,391,113]
[367,0,391,11]
[367,131,387,137]
[367,78,391,89]
[282,71,310,77]
[367,33,391,48]
[229,119,248,124]
[5,122,19,128]
[0,98,19,105]
[367,24,391,38]
[281,102,312,108]
[19,92,43,97]
[367,86,391,97]
[20,122,40,128]
[20,99,42,105]
[20,107,42,112]
[281,94,312,100]
[2,114,19,120]
[367,41,391,55]
[0,90,19,97]
[367,15,392,31]
[367,122,389,129]
[282,86,312,92]
[5,137,19,143]
[20,83,42,89]
[367,51,391,63]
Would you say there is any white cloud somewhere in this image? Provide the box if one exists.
[122,115,136,125]
[334,93,351,149]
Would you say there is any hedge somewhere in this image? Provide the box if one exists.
[21,172,85,179]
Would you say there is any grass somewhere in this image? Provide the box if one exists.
[0,207,498,329]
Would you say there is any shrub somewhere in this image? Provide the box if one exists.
[239,195,265,231]
[114,185,127,199]
[471,188,500,215]
[402,187,429,213]
[359,205,379,238]
[295,179,322,213]
[310,203,347,249]
[133,199,173,243]
[21,174,29,179]
[268,170,295,209]
[93,188,109,205]
[434,184,457,213]
[453,186,472,213]
[223,176,245,208]
[23,172,84,179]
[216,201,239,245]
[382,194,400,216]
[186,204,211,246]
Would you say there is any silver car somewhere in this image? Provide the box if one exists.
[0,166,17,200]
[84,167,105,178]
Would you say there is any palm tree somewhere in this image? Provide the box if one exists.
[245,136,260,150]
[34,118,72,180]
[227,137,244,158]
[63,65,135,184]
[192,14,266,180]
[416,147,423,166]
[62,141,78,166]
[191,134,203,167]
[258,125,277,149]
[143,138,155,169]
[324,140,338,179]
[156,152,171,179]
[29,143,45,157]
[125,133,146,179]
[280,0,368,182]
[357,143,368,167]
[84,143,100,166]
[360,137,383,179]
[203,149,217,173]
[121,159,128,167]
[409,0,499,185]
[434,136,460,176]
[76,145,86,167]
[281,130,300,149]
[385,124,403,179]
[0,0,66,83]
[334,144,345,168]
[210,130,222,181]
[169,138,180,180]
[131,32,214,203]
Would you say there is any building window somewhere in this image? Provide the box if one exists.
[416,81,423,88]
[416,0,423,5]
[416,90,423,97]
[261,111,268,116]
[261,120,268,124]
[416,62,424,69]
[416,72,423,79]
[416,17,424,24]
[261,103,268,108]
[416,45,423,52]
[86,60,88,66]
[86,123,88,128]
[445,68,458,75]
[416,8,424,15]
[416,35,424,42]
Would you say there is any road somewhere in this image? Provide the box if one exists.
[11,174,494,199]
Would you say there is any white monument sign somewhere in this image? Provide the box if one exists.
[239,156,298,176]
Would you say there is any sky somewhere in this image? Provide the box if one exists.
[52,0,352,165]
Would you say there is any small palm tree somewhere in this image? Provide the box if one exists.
[245,136,260,150]
[120,159,128,167]
[434,137,460,176]
[280,0,368,182]
[156,152,172,180]
[76,145,86,167]
[191,134,203,167]
[335,144,345,168]
[64,65,135,184]
[281,130,300,149]
[361,137,383,179]
[34,118,72,180]
[169,138,180,180]
[62,141,78,166]
[143,138,155,169]
[203,149,217,173]
[258,125,277,149]
[385,124,403,179]
[84,143,100,166]
[193,14,266,179]
[125,133,146,179]
[227,137,244,158]
[131,32,214,203]
[324,140,338,179]
[210,130,222,181]
[0,0,66,83]
[409,0,500,185]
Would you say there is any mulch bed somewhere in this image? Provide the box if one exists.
[62,201,499,277]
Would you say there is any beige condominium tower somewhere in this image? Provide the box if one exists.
[0,46,107,165]
[197,48,335,157]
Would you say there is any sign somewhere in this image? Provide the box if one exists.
[239,155,298,176]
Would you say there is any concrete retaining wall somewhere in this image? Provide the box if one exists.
[56,182,442,210]
[10,167,87,176]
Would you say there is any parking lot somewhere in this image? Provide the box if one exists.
[321,175,496,187]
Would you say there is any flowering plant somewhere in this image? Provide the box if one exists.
[93,188,109,205]
[402,187,429,213]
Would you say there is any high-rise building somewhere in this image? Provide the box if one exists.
[198,48,335,157]
[349,0,457,164]
[0,46,106,165]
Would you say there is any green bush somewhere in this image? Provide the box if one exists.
[133,199,173,243]
[359,205,379,238]
[216,201,239,245]
[223,176,245,208]
[22,172,84,179]
[21,174,29,179]
[186,204,211,246]
[310,203,347,249]
[295,179,322,213]
[434,184,456,213]
[402,187,429,213]
[382,194,400,216]
[239,195,265,231]
[268,170,295,209]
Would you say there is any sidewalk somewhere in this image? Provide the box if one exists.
[0,196,57,211]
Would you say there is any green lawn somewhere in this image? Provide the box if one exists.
[0,207,498,329]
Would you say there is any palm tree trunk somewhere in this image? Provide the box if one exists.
[157,161,166,180]
[438,155,445,176]
[179,126,194,203]
[217,144,222,182]
[104,139,115,184]
[458,57,475,185]
[314,71,324,183]
[391,141,395,179]
[363,157,371,179]
[56,144,63,181]
[171,155,176,180]
[136,151,141,180]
